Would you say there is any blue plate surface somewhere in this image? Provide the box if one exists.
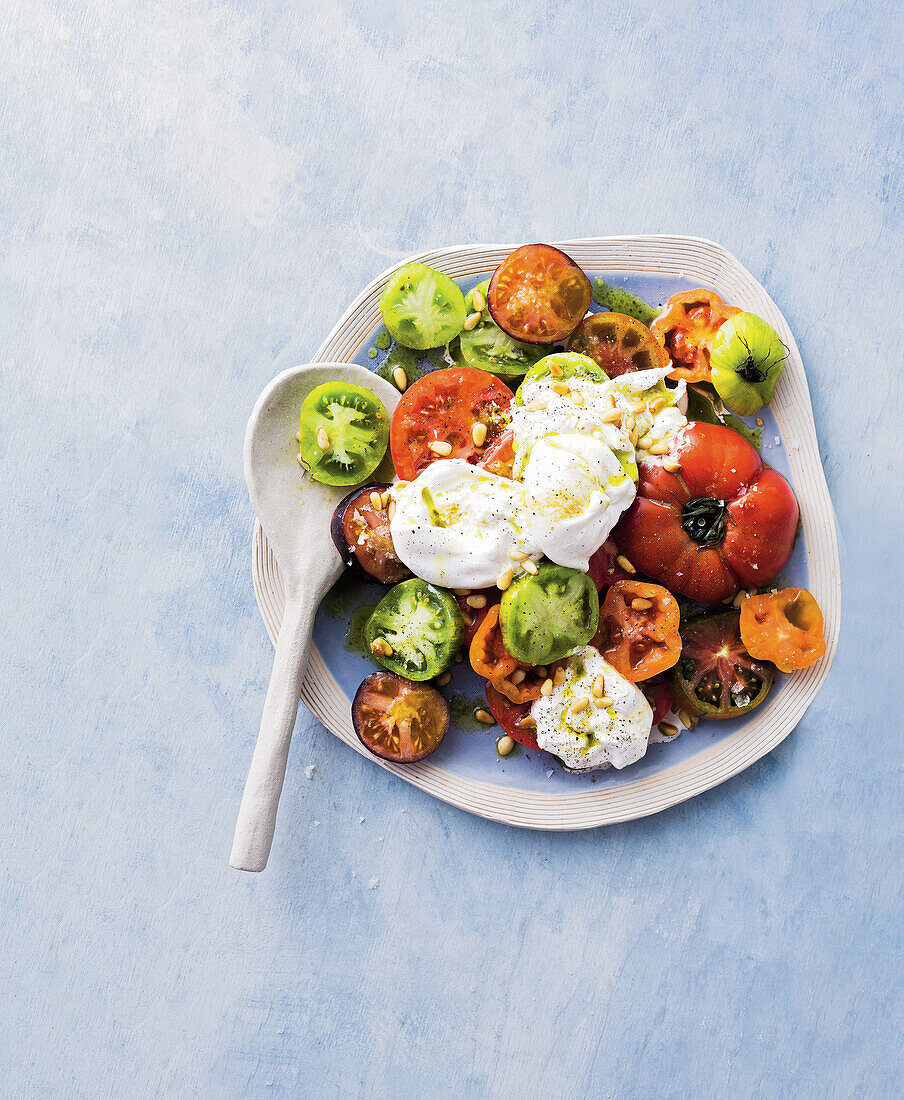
[312,271,807,794]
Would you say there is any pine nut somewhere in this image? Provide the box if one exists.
[637,434,654,450]
[316,426,330,450]
[510,668,526,685]
[591,675,605,698]
[678,708,697,729]
[436,671,452,687]
[380,490,391,508]
[553,667,566,688]
[454,589,471,597]
[530,399,548,411]
[658,722,679,737]
[472,421,488,447]
[616,554,636,574]
[648,397,665,414]
[392,366,408,391]
[428,440,453,456]
[536,667,547,678]
[549,362,564,377]
[570,696,589,714]
[540,678,553,697]
[471,289,486,313]
[599,695,613,707]
[475,709,495,725]
[463,312,482,331]
[650,442,670,456]
[662,459,682,473]
[522,559,538,575]
[631,597,653,611]
[552,382,571,396]
[466,594,487,609]
[387,501,396,521]
[509,549,528,561]
[496,566,514,591]
[623,415,636,436]
[599,408,623,424]
[733,590,748,607]
[496,735,515,756]
[571,391,584,406]
[515,714,537,730]
[606,393,617,409]
[369,491,382,510]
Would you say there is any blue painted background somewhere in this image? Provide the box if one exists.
[2,2,901,1097]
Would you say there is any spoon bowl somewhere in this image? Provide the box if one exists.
[231,362,401,871]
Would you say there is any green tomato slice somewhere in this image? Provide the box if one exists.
[379,262,467,351]
[710,312,787,416]
[298,382,389,486]
[499,564,599,666]
[459,280,547,377]
[365,579,464,681]
[515,351,609,404]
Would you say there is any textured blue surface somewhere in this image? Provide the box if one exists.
[1,2,902,1097]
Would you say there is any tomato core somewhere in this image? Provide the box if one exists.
[680,496,727,546]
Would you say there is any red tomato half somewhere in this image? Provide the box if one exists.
[614,422,799,604]
[488,244,592,344]
[484,684,541,751]
[389,367,513,482]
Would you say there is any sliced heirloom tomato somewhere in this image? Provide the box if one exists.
[389,367,513,482]
[379,262,466,351]
[483,684,541,751]
[499,564,599,666]
[469,604,547,705]
[566,312,671,379]
[298,382,389,486]
[670,611,774,719]
[739,587,827,672]
[330,484,411,584]
[352,672,449,762]
[366,579,463,681]
[651,289,741,384]
[594,581,682,682]
[488,244,592,344]
[615,422,799,604]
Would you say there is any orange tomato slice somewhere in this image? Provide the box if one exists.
[594,580,682,682]
[651,289,740,383]
[739,588,827,673]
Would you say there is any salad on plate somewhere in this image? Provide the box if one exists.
[295,244,827,772]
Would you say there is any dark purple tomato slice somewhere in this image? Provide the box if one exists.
[487,244,592,344]
[670,611,774,719]
[352,672,449,762]
[331,484,411,585]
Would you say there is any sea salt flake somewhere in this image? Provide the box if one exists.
[304,765,317,779]
[368,877,379,890]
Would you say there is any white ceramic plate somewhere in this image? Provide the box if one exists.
[251,236,840,829]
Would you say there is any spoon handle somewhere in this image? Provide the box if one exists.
[230,591,316,871]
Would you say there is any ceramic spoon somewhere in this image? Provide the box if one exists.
[231,363,401,871]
